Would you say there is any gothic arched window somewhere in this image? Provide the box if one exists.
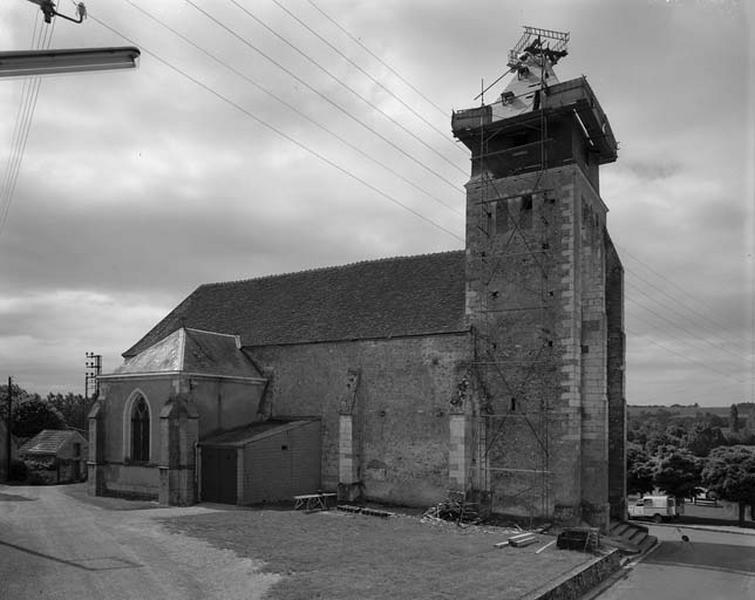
[131,396,150,462]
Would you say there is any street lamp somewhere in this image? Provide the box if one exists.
[0,46,140,78]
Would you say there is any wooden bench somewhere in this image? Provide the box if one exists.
[294,493,337,512]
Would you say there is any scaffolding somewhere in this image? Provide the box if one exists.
[464,27,571,521]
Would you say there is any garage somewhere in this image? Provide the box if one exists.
[199,419,321,505]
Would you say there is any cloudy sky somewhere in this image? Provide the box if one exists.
[0,0,752,407]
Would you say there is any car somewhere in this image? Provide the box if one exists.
[628,495,679,523]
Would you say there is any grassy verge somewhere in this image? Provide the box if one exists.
[161,508,593,600]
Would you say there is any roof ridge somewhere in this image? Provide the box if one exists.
[198,249,464,289]
[183,327,239,339]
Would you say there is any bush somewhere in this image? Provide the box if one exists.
[9,459,27,481]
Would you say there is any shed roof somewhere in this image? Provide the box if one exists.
[19,429,85,456]
[112,327,262,378]
[199,419,316,448]
[124,251,467,357]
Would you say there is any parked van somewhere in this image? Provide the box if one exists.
[628,495,678,522]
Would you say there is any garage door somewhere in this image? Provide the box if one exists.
[201,447,237,504]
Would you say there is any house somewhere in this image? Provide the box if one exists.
[19,429,88,484]
[88,28,626,530]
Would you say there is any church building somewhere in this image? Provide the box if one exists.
[88,27,626,530]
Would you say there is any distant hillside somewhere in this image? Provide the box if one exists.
[628,403,755,430]
[628,405,730,418]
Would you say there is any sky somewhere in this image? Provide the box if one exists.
[0,0,752,407]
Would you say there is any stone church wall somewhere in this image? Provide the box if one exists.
[249,332,470,507]
[464,165,621,528]
[606,239,626,519]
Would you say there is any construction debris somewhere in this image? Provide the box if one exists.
[336,505,393,518]
[535,540,556,554]
[422,491,481,526]
[556,527,600,552]
[508,532,538,547]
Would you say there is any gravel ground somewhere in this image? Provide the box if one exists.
[1,483,280,600]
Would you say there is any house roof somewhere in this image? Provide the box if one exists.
[199,419,316,448]
[124,251,467,357]
[112,327,262,378]
[19,429,85,456]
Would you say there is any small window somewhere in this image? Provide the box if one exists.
[520,194,533,229]
[131,396,150,462]
[73,443,81,458]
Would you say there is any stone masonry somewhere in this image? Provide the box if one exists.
[462,164,623,529]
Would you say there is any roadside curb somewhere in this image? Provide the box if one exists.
[576,537,661,600]
[650,522,755,537]
[521,549,622,600]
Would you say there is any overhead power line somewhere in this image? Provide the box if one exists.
[269,0,463,153]
[0,13,55,236]
[627,298,746,377]
[121,0,462,217]
[304,0,449,119]
[180,0,464,192]
[625,265,748,354]
[617,241,739,334]
[626,283,750,363]
[625,325,749,385]
[89,14,464,243]
[640,379,752,406]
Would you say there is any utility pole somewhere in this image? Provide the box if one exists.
[1,5,139,79]
[85,352,101,401]
[5,376,12,479]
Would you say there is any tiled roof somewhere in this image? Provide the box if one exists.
[124,251,467,357]
[113,328,262,378]
[19,429,84,456]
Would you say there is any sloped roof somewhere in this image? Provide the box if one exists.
[19,429,85,456]
[199,419,316,448]
[124,251,467,357]
[113,327,262,378]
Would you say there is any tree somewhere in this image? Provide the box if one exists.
[701,446,755,527]
[0,382,31,419]
[665,424,687,445]
[730,404,740,432]
[685,424,725,457]
[46,392,94,432]
[653,449,702,503]
[707,413,726,428]
[627,443,655,496]
[2,394,65,439]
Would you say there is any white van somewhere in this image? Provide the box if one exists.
[628,495,678,522]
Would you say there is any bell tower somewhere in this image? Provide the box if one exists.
[451,27,625,529]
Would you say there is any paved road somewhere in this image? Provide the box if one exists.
[0,484,278,600]
[597,525,755,600]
